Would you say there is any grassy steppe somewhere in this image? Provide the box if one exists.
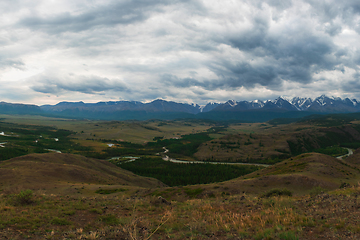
[0,150,360,239]
[1,115,360,239]
[1,183,360,239]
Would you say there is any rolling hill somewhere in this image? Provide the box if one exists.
[0,153,166,194]
[162,152,360,200]
[230,152,360,194]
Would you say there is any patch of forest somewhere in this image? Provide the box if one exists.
[0,122,88,161]
[287,124,360,156]
[116,157,263,186]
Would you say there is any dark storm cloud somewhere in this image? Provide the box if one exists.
[164,9,338,91]
[226,16,270,52]
[31,75,128,94]
[161,0,360,94]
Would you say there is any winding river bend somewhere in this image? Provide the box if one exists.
[114,147,354,167]
[336,148,353,160]
[161,147,270,167]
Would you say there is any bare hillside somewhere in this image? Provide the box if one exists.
[0,153,166,193]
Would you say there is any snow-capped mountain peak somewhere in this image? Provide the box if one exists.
[226,100,237,107]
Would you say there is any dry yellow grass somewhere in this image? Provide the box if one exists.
[1,185,360,239]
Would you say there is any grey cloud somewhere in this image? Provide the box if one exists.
[0,59,25,70]
[177,26,337,91]
[19,5,146,33]
[195,8,340,90]
[31,75,128,94]
[266,0,293,9]
[4,0,360,104]
[161,74,202,88]
[18,0,203,34]
[161,63,281,91]
[206,61,281,89]
[244,0,293,10]
[226,16,270,52]
[324,23,343,36]
[342,72,360,92]
[305,1,360,34]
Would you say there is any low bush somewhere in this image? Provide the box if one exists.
[95,188,127,194]
[98,214,120,225]
[340,182,350,189]
[184,188,204,198]
[260,188,292,198]
[309,186,326,197]
[51,217,72,226]
[10,189,34,206]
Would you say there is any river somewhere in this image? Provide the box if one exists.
[336,148,353,160]
[161,147,270,167]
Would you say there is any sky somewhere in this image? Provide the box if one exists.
[1,0,360,105]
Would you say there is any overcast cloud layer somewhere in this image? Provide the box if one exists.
[1,0,360,105]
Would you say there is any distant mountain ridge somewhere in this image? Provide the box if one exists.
[41,99,201,114]
[1,95,360,121]
[211,95,360,113]
[39,95,360,114]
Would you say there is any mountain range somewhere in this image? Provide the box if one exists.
[40,95,360,113]
[1,95,360,122]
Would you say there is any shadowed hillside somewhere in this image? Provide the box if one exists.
[231,152,360,194]
[167,152,360,199]
[0,153,166,193]
[344,148,360,166]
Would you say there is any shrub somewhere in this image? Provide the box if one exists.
[11,189,34,206]
[51,217,72,226]
[98,214,120,225]
[89,208,103,214]
[184,188,204,198]
[279,231,299,240]
[260,188,292,198]
[95,188,127,194]
[340,182,350,189]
